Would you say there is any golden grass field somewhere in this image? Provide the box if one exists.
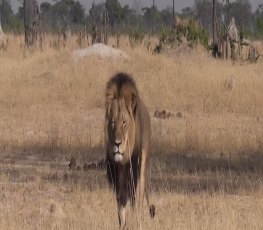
[0,35,263,229]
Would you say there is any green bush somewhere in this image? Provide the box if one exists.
[2,15,24,34]
[128,29,145,46]
[186,20,209,49]
[157,18,209,51]
[159,27,175,44]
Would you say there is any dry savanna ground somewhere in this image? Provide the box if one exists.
[0,35,263,230]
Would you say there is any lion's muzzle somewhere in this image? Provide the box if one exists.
[114,152,123,162]
[113,143,125,162]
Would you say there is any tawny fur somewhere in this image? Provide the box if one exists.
[105,73,155,229]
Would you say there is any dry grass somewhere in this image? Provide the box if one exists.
[0,34,263,229]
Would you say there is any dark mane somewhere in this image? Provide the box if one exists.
[106,72,138,98]
[104,72,155,226]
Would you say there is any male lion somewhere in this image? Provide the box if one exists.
[105,73,155,229]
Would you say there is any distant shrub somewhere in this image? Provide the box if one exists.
[155,18,209,52]
[128,29,145,47]
[159,27,177,44]
[187,20,209,49]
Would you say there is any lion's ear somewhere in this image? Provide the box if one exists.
[123,89,137,114]
[105,87,116,118]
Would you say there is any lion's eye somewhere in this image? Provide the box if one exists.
[122,121,127,126]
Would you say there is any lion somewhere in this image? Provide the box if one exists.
[105,73,155,229]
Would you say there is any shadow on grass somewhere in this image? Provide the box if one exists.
[152,152,263,194]
[1,144,263,194]
[0,144,107,190]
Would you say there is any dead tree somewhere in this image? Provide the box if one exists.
[218,16,261,62]
[172,0,175,29]
[240,39,262,62]
[212,0,219,57]
[77,25,89,48]
[24,0,41,47]
[0,18,7,49]
[151,0,155,35]
[61,15,71,46]
[0,0,6,48]
[103,9,109,45]
[0,19,3,36]
[90,3,101,44]
[227,17,240,60]
[89,3,109,45]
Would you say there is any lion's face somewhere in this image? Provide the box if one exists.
[107,97,135,164]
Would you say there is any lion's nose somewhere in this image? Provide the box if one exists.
[114,139,122,147]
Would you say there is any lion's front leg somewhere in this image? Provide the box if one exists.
[116,165,129,229]
[117,191,128,229]
[117,203,126,229]
[138,149,147,210]
[138,149,156,219]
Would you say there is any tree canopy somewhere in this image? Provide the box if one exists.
[0,0,262,38]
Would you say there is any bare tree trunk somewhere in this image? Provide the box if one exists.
[24,0,40,47]
[172,0,175,29]
[223,0,230,59]
[151,0,155,35]
[212,0,218,58]
[0,0,4,24]
[226,0,229,25]
[90,5,109,45]
[103,8,109,45]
